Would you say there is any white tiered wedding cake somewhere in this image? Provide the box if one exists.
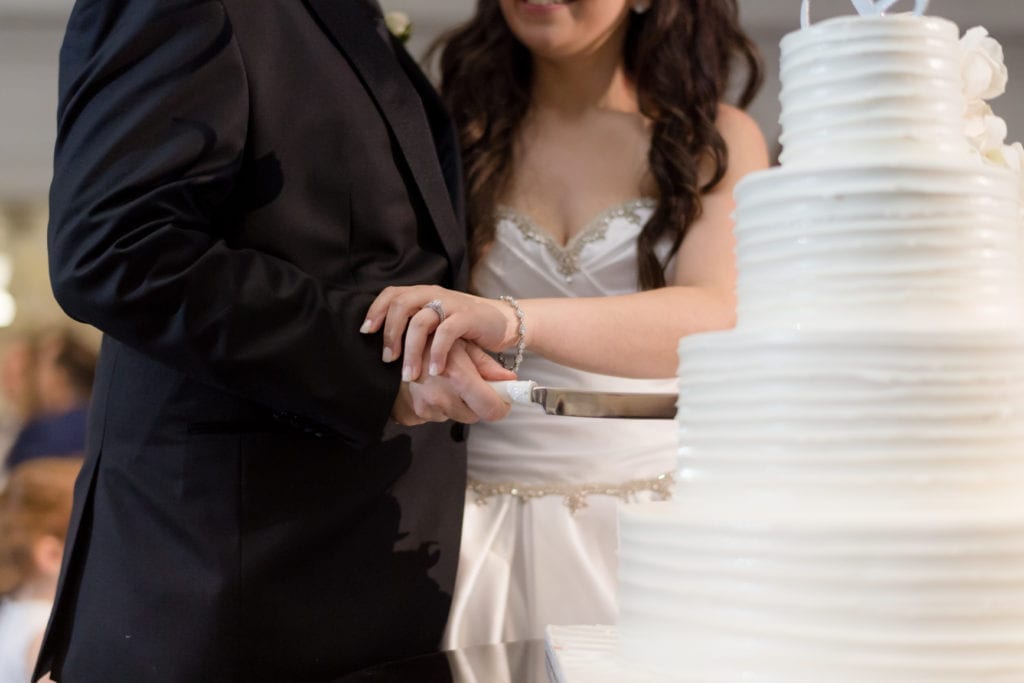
[547,1,1024,681]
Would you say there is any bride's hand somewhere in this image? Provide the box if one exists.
[362,285,517,381]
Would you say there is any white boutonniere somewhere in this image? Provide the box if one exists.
[385,10,412,44]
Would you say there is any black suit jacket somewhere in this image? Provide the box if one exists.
[37,1,469,680]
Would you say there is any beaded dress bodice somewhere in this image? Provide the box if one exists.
[467,199,678,503]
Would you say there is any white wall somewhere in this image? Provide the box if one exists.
[0,14,65,200]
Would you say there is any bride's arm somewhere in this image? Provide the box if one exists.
[518,107,767,377]
[364,107,768,380]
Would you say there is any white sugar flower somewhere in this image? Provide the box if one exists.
[997,142,1024,201]
[984,139,1013,167]
[961,26,1009,101]
[1000,141,1024,174]
[964,100,1008,157]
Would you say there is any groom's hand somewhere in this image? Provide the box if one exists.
[391,340,515,426]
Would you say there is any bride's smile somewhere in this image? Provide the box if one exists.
[521,0,579,7]
[519,0,580,13]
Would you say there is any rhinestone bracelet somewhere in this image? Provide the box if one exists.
[497,295,526,372]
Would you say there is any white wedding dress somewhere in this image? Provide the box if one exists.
[442,199,679,649]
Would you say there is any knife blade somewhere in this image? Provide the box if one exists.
[489,381,677,420]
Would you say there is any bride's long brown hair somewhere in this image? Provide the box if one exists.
[434,0,763,290]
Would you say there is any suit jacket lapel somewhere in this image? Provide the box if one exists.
[391,40,469,287]
[304,0,466,278]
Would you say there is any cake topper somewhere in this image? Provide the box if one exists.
[801,0,930,28]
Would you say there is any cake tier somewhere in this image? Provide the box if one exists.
[733,164,1023,330]
[676,329,1024,504]
[616,500,1024,682]
[778,15,969,166]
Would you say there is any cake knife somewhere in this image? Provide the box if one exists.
[489,381,678,420]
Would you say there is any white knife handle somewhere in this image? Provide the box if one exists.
[488,380,537,406]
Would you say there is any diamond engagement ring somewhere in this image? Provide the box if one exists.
[423,299,446,324]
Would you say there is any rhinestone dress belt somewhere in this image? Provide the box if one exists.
[468,471,675,514]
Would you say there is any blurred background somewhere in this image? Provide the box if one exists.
[0,0,1021,368]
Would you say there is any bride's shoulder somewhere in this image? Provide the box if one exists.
[715,104,764,146]
[715,104,770,176]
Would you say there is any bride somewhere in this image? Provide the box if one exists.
[363,0,768,648]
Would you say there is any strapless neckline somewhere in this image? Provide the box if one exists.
[494,198,657,281]
[496,197,657,249]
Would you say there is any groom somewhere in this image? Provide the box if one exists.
[36,0,510,680]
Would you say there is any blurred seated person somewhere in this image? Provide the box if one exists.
[4,330,96,472]
[0,457,82,683]
[0,336,39,475]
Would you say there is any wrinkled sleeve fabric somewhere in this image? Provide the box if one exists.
[48,0,400,447]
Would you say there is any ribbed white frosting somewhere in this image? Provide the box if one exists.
[734,164,1024,329]
[613,11,1024,682]
[674,330,1024,505]
[617,501,1024,682]
[779,15,969,166]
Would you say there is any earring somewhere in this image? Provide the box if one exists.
[632,1,650,13]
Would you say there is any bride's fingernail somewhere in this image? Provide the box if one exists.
[402,365,413,382]
[359,319,373,334]
[429,363,440,377]
[382,348,394,363]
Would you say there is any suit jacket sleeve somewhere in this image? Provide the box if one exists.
[48,0,401,447]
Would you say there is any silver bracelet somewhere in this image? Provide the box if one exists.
[497,295,526,372]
